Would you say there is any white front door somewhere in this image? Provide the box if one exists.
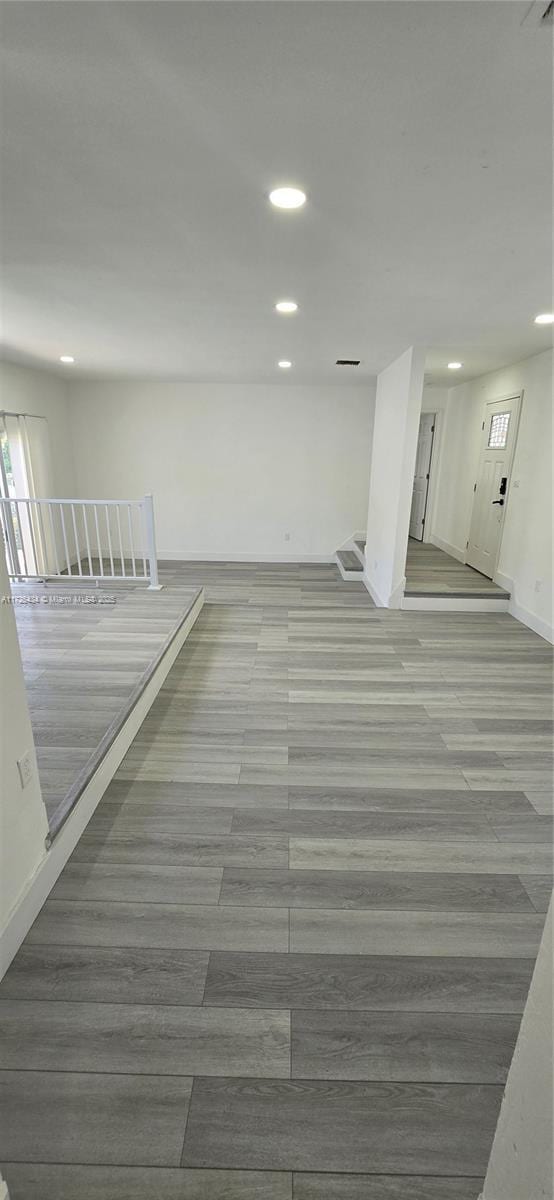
[409,412,435,541]
[466,394,521,578]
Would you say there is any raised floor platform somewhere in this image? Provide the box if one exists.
[13,577,204,836]
[405,540,510,600]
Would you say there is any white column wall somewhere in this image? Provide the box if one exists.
[0,550,49,975]
[480,902,553,1200]
[364,346,425,606]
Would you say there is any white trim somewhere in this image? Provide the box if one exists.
[336,530,365,552]
[423,410,444,543]
[388,577,406,609]
[402,595,509,612]
[0,590,204,980]
[495,569,554,644]
[430,533,467,563]
[362,571,405,609]
[335,558,364,582]
[363,571,387,607]
[409,410,436,543]
[157,551,335,563]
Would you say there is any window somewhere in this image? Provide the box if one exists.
[0,429,15,498]
[488,411,510,449]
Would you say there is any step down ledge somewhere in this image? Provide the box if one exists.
[402,594,510,612]
[336,549,364,581]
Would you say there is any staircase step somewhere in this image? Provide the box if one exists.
[336,549,364,574]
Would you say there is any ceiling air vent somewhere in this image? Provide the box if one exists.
[521,0,553,26]
[336,359,361,366]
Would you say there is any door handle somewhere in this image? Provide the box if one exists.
[492,498,504,506]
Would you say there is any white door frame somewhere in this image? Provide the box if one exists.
[467,390,523,579]
[409,412,436,542]
[422,410,444,543]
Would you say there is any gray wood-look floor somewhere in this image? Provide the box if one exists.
[12,578,202,832]
[405,539,510,598]
[1,561,552,1200]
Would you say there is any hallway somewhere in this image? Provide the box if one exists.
[0,562,552,1199]
[405,540,510,599]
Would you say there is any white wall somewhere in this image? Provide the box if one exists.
[67,382,373,560]
[364,346,425,606]
[430,350,553,641]
[421,385,448,415]
[0,361,76,497]
[0,548,49,973]
[480,902,553,1200]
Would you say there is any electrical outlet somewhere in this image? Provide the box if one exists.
[17,750,33,790]
[284,533,290,542]
[535,579,543,594]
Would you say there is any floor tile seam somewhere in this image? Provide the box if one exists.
[0,1164,487,1185]
[0,1065,508,1088]
[10,940,536,966]
[21,938,291,954]
[0,1068,514,1087]
[1,998,526,1020]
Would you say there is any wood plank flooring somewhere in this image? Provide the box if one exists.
[12,578,202,832]
[1,561,552,1200]
[405,539,510,597]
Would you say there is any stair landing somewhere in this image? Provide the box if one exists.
[336,549,364,579]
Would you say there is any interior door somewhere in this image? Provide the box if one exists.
[409,412,435,541]
[466,394,521,578]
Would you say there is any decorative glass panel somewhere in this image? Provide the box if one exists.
[488,412,510,449]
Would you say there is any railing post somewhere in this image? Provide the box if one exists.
[143,493,162,590]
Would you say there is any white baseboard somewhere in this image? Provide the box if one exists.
[362,572,405,609]
[402,595,509,612]
[0,590,205,980]
[389,577,406,609]
[363,572,387,607]
[336,530,365,554]
[494,571,554,643]
[510,603,553,644]
[157,551,334,564]
[430,534,467,563]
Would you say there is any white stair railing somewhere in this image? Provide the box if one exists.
[0,493,161,588]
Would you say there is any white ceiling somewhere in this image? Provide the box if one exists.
[1,1,552,385]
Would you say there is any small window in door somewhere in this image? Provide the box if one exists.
[488,412,510,448]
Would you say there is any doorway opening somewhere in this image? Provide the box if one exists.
[409,412,435,542]
[402,392,521,606]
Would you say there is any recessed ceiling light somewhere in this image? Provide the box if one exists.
[278,360,292,369]
[269,186,306,210]
[59,355,75,364]
[447,361,463,370]
[275,300,298,314]
[534,313,554,325]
